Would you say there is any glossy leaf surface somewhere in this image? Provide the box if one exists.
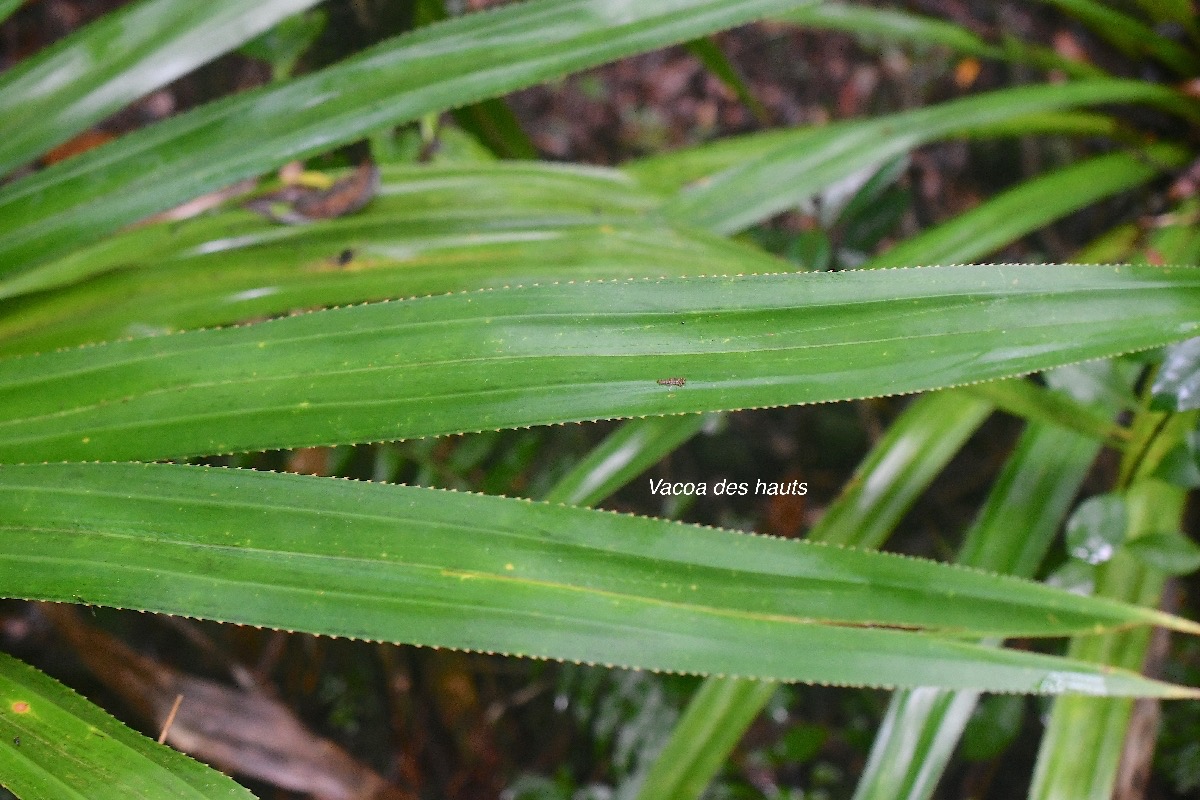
[0,651,254,800]
[0,160,668,303]
[1,264,1196,463]
[853,374,1112,800]
[631,389,994,800]
[0,0,324,177]
[624,111,1120,194]
[1152,336,1200,411]
[0,462,1196,696]
[866,145,1190,269]
[0,0,816,277]
[663,81,1196,234]
[0,186,772,356]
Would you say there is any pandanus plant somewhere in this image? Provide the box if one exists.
[0,1,1199,798]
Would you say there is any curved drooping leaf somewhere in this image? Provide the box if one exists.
[865,143,1190,269]
[662,81,1198,234]
[1,264,1197,463]
[0,0,818,281]
[0,462,1196,696]
[0,0,325,177]
[624,111,1121,194]
[0,651,255,800]
[0,215,774,357]
[2,160,667,301]
[0,0,24,26]
[774,1,1103,78]
[1038,0,1199,74]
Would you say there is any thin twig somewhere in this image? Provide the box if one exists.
[157,694,184,744]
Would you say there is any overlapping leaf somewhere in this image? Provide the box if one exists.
[0,651,254,800]
[0,0,818,280]
[1,264,1196,463]
[0,462,1196,697]
[663,81,1197,234]
[0,0,325,176]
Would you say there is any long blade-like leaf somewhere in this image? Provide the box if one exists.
[623,678,778,800]
[1036,0,1199,74]
[1030,477,1187,798]
[542,414,713,507]
[811,391,992,549]
[774,2,1103,79]
[0,160,667,302]
[0,651,255,800]
[853,367,1117,800]
[0,0,818,277]
[866,144,1190,269]
[1,264,1196,463]
[624,111,1121,194]
[663,81,1197,234]
[0,462,1195,696]
[0,0,325,177]
[0,0,25,26]
[0,217,775,357]
[630,389,993,800]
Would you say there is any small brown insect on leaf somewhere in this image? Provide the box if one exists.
[656,377,686,387]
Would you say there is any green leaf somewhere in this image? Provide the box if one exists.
[0,651,255,800]
[806,390,992,549]
[1066,494,1127,565]
[0,0,819,277]
[774,1,1103,79]
[623,678,778,800]
[0,0,326,177]
[960,694,1025,761]
[238,8,326,82]
[849,363,1121,800]
[864,144,1191,269]
[2,264,1197,464]
[1124,531,1200,575]
[630,390,993,800]
[1153,432,1200,488]
[779,2,1003,57]
[411,0,539,160]
[0,0,25,26]
[1031,477,1188,800]
[1152,336,1200,411]
[0,169,774,357]
[624,111,1121,195]
[1037,0,1199,74]
[963,378,1126,447]
[0,462,1196,696]
[1135,0,1199,27]
[451,98,539,160]
[0,160,667,303]
[663,81,1198,234]
[684,37,771,125]
[851,688,981,800]
[542,414,714,507]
